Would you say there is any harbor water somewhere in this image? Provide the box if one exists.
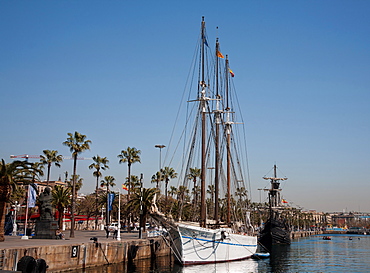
[66,234,370,273]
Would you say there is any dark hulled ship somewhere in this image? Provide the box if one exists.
[258,165,291,249]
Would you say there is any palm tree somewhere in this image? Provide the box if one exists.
[0,159,40,241]
[207,184,215,217]
[177,185,189,202]
[100,176,116,193]
[192,186,200,203]
[52,185,71,230]
[236,187,248,200]
[100,175,116,225]
[67,175,83,195]
[0,159,20,241]
[168,186,178,198]
[151,171,163,192]
[207,184,215,202]
[161,167,177,202]
[13,161,44,185]
[30,162,45,181]
[126,175,140,193]
[127,187,157,232]
[9,184,25,205]
[187,167,201,204]
[40,150,63,186]
[117,147,141,200]
[88,155,109,229]
[63,131,91,238]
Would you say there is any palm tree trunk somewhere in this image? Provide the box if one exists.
[0,201,7,242]
[70,154,77,238]
[0,182,11,241]
[193,178,197,204]
[127,164,132,231]
[127,163,131,201]
[58,207,63,229]
[47,163,51,187]
[106,184,109,226]
[165,179,169,203]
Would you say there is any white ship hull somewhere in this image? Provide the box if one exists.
[170,223,257,265]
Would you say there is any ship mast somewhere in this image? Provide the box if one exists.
[200,16,207,228]
[214,37,221,223]
[263,164,288,209]
[225,55,232,225]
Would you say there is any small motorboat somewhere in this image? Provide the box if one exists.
[323,236,331,240]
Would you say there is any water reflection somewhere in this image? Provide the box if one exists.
[57,235,370,273]
[179,259,259,273]
[65,255,260,273]
[128,256,177,273]
[267,244,290,272]
[65,255,178,273]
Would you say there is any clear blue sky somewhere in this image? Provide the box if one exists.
[1,1,369,213]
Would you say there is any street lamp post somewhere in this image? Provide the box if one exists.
[62,208,67,231]
[101,207,105,230]
[12,201,20,236]
[154,145,166,170]
[138,174,144,239]
[117,188,121,241]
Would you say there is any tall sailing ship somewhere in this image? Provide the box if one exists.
[151,17,257,265]
[258,165,291,249]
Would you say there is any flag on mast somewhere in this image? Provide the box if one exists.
[217,50,224,58]
[108,193,115,211]
[203,36,209,47]
[28,183,37,208]
[229,68,235,77]
[122,184,128,191]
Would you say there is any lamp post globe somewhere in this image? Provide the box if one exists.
[154,145,166,170]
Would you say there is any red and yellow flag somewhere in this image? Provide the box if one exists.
[217,50,224,58]
[282,199,288,204]
[122,184,128,191]
[229,68,235,77]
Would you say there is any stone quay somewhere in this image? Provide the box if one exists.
[0,230,171,272]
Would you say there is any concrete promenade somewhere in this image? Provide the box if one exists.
[0,230,144,249]
[0,230,171,272]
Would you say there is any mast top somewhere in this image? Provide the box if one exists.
[263,177,288,181]
[263,164,287,182]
